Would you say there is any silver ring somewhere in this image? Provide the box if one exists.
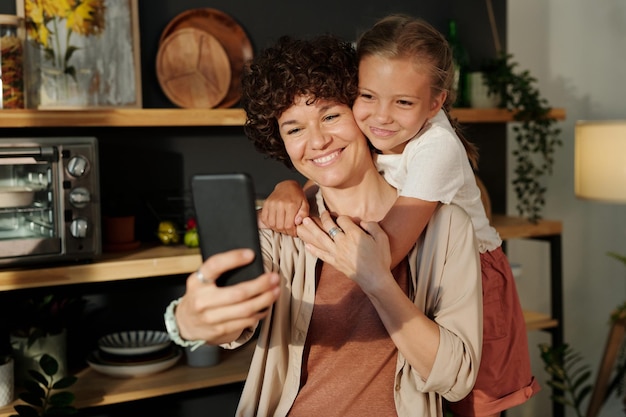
[328,226,343,240]
[196,269,208,284]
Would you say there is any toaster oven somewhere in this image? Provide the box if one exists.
[0,137,100,266]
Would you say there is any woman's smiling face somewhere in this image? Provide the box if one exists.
[278,95,372,189]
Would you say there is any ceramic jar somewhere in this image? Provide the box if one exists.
[10,330,68,387]
[185,344,220,367]
[468,72,500,108]
[0,356,13,407]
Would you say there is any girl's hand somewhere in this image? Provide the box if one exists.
[175,249,280,345]
[260,180,309,236]
[297,212,393,293]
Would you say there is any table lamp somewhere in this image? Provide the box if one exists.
[575,120,626,417]
[575,120,626,202]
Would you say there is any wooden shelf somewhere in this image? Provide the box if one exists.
[524,310,558,331]
[0,310,556,417]
[491,215,562,240]
[0,314,556,417]
[0,341,255,417]
[452,107,566,123]
[0,108,246,128]
[0,108,566,128]
[0,245,201,291]
[0,216,561,291]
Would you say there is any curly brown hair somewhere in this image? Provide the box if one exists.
[242,35,359,168]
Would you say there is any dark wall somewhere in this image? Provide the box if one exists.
[135,1,505,108]
[0,2,506,415]
[0,0,507,219]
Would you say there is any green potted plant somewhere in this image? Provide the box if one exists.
[10,353,78,417]
[9,294,85,386]
[477,0,563,222]
[539,253,626,416]
[481,55,562,222]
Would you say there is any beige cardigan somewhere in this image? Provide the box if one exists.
[225,203,482,417]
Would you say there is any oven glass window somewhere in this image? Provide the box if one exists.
[0,162,56,240]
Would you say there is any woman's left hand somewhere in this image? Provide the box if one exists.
[297,211,393,291]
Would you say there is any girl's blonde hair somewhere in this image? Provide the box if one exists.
[357,14,479,169]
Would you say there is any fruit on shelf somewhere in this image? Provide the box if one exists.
[157,221,180,245]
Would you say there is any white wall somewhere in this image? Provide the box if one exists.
[506,1,626,416]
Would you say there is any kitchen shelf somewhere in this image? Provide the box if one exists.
[0,107,566,128]
[0,340,255,417]
[0,314,557,417]
[491,215,562,240]
[0,215,559,292]
[0,245,201,291]
[523,310,558,331]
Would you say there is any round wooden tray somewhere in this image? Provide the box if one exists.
[156,28,231,109]
[159,8,253,108]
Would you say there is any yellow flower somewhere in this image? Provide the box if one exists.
[23,0,107,71]
[67,0,105,36]
[41,0,72,18]
[24,0,49,47]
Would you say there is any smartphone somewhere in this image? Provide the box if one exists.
[191,173,264,286]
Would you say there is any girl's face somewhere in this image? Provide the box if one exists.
[278,96,373,188]
[352,55,446,154]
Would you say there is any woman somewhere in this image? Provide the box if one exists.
[166,35,482,417]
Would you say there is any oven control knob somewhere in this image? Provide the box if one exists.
[67,155,89,177]
[70,218,89,238]
[69,187,91,208]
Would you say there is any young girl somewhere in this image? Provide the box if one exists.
[261,15,539,417]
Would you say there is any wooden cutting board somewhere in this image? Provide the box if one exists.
[159,8,253,108]
[156,28,231,109]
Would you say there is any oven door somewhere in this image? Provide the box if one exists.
[0,146,62,261]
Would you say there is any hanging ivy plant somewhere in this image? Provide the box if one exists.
[481,54,562,222]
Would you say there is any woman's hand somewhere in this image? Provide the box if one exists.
[259,180,309,236]
[297,211,393,293]
[175,249,280,345]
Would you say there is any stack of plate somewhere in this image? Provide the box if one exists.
[87,330,181,378]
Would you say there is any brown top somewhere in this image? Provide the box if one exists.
[287,259,410,417]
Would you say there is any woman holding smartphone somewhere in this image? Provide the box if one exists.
[165,35,482,417]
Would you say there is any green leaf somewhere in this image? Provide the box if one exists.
[52,376,77,390]
[27,329,46,348]
[64,46,79,64]
[12,405,40,417]
[26,370,48,388]
[39,354,59,376]
[538,343,590,416]
[64,66,77,82]
[23,379,46,398]
[547,380,568,391]
[49,391,75,407]
[574,385,592,408]
[607,252,626,267]
[17,391,43,407]
[481,52,560,221]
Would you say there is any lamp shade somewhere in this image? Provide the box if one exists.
[575,120,626,203]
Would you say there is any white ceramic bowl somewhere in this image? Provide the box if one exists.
[87,348,181,378]
[98,330,171,356]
